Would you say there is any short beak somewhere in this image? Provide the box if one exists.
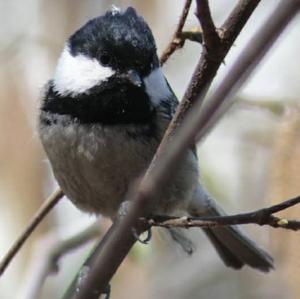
[123,70,143,87]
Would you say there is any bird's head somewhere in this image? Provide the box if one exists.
[45,7,173,125]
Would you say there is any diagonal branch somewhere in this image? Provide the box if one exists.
[221,0,262,43]
[0,189,63,276]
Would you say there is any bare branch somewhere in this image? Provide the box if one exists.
[160,0,193,64]
[195,0,221,50]
[221,0,261,43]
[70,1,300,299]
[0,189,63,276]
[148,196,300,230]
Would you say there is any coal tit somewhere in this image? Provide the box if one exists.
[39,6,273,271]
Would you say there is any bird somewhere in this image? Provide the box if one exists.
[38,6,273,272]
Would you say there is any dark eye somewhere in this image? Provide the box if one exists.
[99,53,111,66]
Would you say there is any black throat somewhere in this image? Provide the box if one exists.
[41,80,156,126]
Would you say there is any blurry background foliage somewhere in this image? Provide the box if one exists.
[0,0,300,298]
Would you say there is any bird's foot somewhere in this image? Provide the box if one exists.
[117,201,152,244]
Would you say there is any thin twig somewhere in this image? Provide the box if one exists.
[160,0,193,65]
[148,196,300,230]
[179,29,203,44]
[0,189,63,276]
[70,1,300,299]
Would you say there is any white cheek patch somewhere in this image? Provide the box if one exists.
[53,45,115,96]
[144,67,172,106]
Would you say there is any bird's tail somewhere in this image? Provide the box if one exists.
[188,190,274,272]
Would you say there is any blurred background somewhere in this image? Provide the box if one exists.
[0,0,300,298]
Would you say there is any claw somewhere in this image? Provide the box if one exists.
[132,227,152,244]
[118,201,152,244]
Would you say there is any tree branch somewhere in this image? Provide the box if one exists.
[0,189,63,276]
[148,196,300,230]
[160,0,193,64]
